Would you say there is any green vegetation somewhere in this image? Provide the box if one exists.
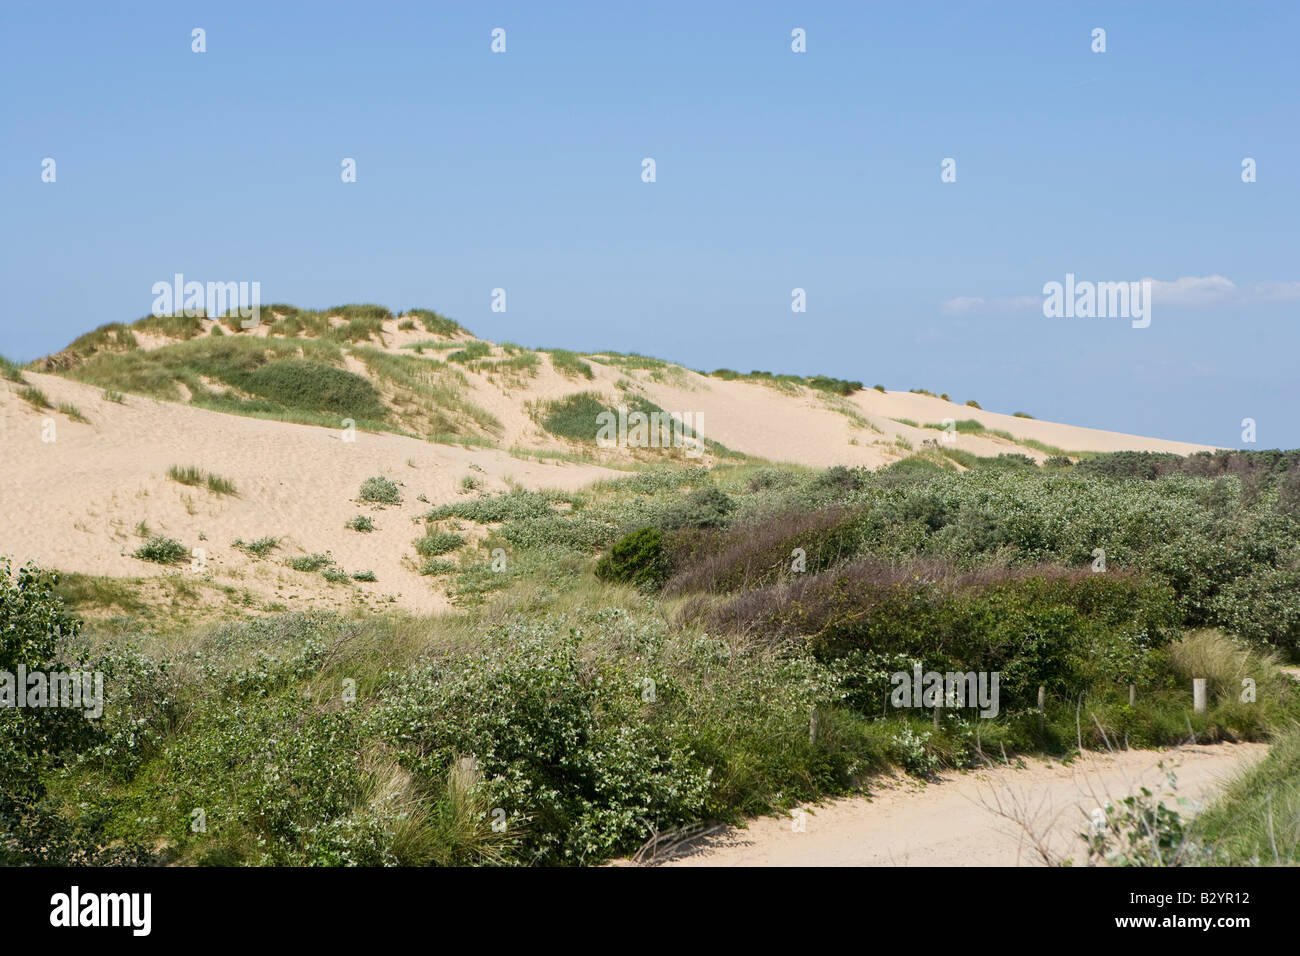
[346,515,376,532]
[134,536,189,565]
[358,476,402,505]
[205,472,237,496]
[9,449,1300,867]
[65,336,391,429]
[540,392,610,443]
[594,526,667,589]
[414,530,466,557]
[58,401,89,423]
[446,342,492,363]
[0,354,25,382]
[167,465,204,486]
[403,309,462,336]
[1194,723,1300,864]
[103,389,125,404]
[709,368,862,395]
[167,465,236,496]
[19,386,51,410]
[544,349,594,380]
[233,536,280,558]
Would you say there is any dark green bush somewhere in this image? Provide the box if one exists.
[239,359,386,418]
[596,527,668,589]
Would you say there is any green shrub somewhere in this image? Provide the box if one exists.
[541,392,609,443]
[414,531,465,557]
[239,359,386,417]
[661,485,736,530]
[595,527,667,589]
[289,553,333,572]
[351,570,377,582]
[358,476,401,505]
[134,536,189,564]
[371,625,711,864]
[234,536,280,558]
[0,561,152,864]
[346,515,375,532]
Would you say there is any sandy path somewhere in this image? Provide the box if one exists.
[656,743,1266,867]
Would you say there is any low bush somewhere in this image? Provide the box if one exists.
[233,536,280,558]
[414,531,465,557]
[595,527,667,589]
[358,476,401,505]
[134,536,189,565]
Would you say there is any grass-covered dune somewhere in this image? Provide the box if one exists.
[6,451,1300,866]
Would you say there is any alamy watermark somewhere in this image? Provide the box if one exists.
[1042,273,1151,329]
[1,665,104,718]
[151,273,261,328]
[595,409,704,458]
[890,665,1000,718]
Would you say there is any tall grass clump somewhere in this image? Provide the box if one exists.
[19,386,51,409]
[0,354,25,382]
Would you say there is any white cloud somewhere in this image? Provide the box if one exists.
[1142,275,1237,306]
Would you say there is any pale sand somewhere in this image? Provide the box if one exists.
[649,743,1265,867]
[627,365,1213,468]
[0,372,620,613]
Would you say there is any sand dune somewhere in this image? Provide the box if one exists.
[0,372,619,615]
[1,317,1218,613]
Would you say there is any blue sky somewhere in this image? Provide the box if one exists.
[3,1,1297,447]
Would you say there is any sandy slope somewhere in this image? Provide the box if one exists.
[2,316,1218,611]
[626,365,1212,468]
[650,743,1265,867]
[0,373,620,614]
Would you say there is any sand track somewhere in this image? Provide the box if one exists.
[651,743,1266,867]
